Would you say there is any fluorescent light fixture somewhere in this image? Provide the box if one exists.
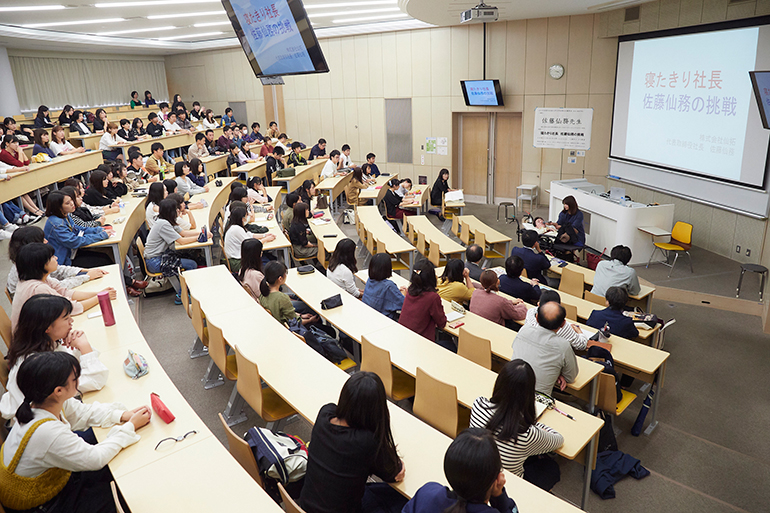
[0,5,66,12]
[310,7,400,17]
[305,1,397,8]
[147,10,224,19]
[96,25,176,36]
[157,31,223,40]
[23,18,125,28]
[96,0,219,6]
[332,12,408,23]
[192,21,231,27]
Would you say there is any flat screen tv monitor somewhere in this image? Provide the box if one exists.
[750,71,770,129]
[222,0,328,78]
[460,80,504,106]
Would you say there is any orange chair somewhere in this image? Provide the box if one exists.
[646,222,693,277]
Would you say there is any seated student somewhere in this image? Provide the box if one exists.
[437,258,476,304]
[586,286,639,339]
[430,168,450,214]
[524,289,588,351]
[591,245,641,298]
[511,301,578,395]
[361,163,377,185]
[157,102,170,122]
[98,122,128,161]
[130,90,142,108]
[0,294,110,421]
[65,178,120,217]
[218,126,235,153]
[345,167,368,207]
[146,112,166,139]
[239,141,260,164]
[264,146,284,187]
[275,133,290,153]
[365,153,380,177]
[202,109,219,130]
[223,187,251,225]
[362,253,406,320]
[173,161,208,197]
[259,261,320,324]
[470,270,527,328]
[287,141,307,167]
[202,129,219,155]
[258,137,274,158]
[338,144,353,170]
[327,238,362,299]
[403,428,517,513]
[108,161,132,196]
[3,117,33,143]
[171,94,185,113]
[0,136,43,220]
[238,238,265,299]
[187,132,210,160]
[396,178,414,199]
[116,118,135,142]
[145,142,170,178]
[281,192,300,231]
[162,112,183,134]
[0,351,150,513]
[143,198,204,303]
[265,121,280,139]
[222,107,236,127]
[223,205,276,272]
[469,359,563,491]
[130,117,147,139]
[321,150,341,180]
[33,105,54,128]
[126,150,154,184]
[49,125,84,156]
[295,179,316,206]
[69,110,92,136]
[300,372,406,513]
[246,176,272,206]
[10,243,117,329]
[92,109,108,133]
[32,129,56,159]
[289,202,319,260]
[399,259,447,341]
[499,255,541,305]
[145,89,157,107]
[246,121,264,142]
[187,157,207,187]
[465,244,484,281]
[189,101,204,121]
[309,138,328,160]
[58,105,75,125]
[237,124,249,143]
[83,169,118,207]
[60,186,104,229]
[176,110,193,131]
[167,193,197,231]
[225,143,242,169]
[511,230,551,285]
[382,178,415,226]
[6,226,104,295]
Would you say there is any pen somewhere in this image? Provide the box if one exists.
[553,407,575,421]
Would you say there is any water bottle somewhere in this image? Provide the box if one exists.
[98,291,115,326]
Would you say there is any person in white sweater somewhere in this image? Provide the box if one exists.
[223,204,275,272]
[326,238,362,298]
[98,122,128,161]
[173,161,208,197]
[0,351,150,512]
[469,359,563,491]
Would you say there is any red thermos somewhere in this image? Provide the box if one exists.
[97,291,115,326]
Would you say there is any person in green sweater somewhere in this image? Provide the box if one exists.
[259,261,319,325]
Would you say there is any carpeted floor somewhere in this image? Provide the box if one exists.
[1,202,768,512]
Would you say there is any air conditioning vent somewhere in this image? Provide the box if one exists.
[624,5,640,21]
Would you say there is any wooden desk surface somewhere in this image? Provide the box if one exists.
[406,215,465,256]
[309,208,347,253]
[84,190,146,259]
[455,215,512,244]
[274,159,325,192]
[638,226,671,237]
[359,174,396,202]
[176,177,235,251]
[400,185,431,211]
[1,151,104,204]
[548,258,656,302]
[357,206,415,255]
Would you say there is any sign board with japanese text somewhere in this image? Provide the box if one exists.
[533,108,593,150]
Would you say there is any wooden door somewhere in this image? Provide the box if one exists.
[459,115,489,199]
[493,113,522,202]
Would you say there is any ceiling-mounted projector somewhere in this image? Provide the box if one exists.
[460,1,499,23]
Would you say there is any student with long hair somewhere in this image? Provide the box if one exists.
[346,166,367,206]
[58,105,75,125]
[547,195,585,258]
[470,270,527,328]
[171,93,185,113]
[0,135,42,219]
[130,117,146,138]
[60,186,104,229]
[0,294,109,420]
[107,161,130,196]
[399,259,447,341]
[144,89,156,107]
[300,372,406,513]
[92,108,108,133]
[44,191,113,267]
[83,169,117,207]
[430,168,451,208]
[259,261,319,325]
[437,258,476,304]
[33,105,53,128]
[0,352,150,512]
[289,201,318,260]
[295,179,316,206]
[403,428,516,513]
[281,192,300,231]
[187,157,207,187]
[50,125,85,156]
[362,253,405,320]
[3,117,32,142]
[326,238,362,298]
[224,205,276,271]
[98,122,128,161]
[144,181,167,229]
[238,238,265,300]
[32,128,56,159]
[246,176,271,205]
[470,359,563,490]
[202,109,219,130]
[173,161,208,196]
[10,243,117,329]
[70,110,91,135]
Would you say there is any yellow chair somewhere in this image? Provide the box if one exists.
[283,228,315,267]
[205,321,248,425]
[457,328,491,370]
[278,482,305,513]
[289,331,357,373]
[413,367,471,438]
[584,290,606,306]
[218,413,263,487]
[360,336,415,401]
[647,221,693,278]
[189,295,210,359]
[427,239,446,268]
[179,272,191,319]
[234,345,297,431]
[559,267,584,298]
[375,238,409,271]
[441,193,462,222]
[4,287,11,303]
[135,238,164,282]
[595,372,637,416]
[317,238,329,269]
[218,223,233,273]
[563,303,578,322]
[0,305,11,350]
[242,282,260,301]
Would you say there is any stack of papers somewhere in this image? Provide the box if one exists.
[311,218,331,226]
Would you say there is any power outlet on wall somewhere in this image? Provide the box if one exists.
[746,249,751,257]
[736,245,740,253]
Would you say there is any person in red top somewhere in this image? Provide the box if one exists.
[398,259,447,342]
[0,135,44,218]
[259,139,274,158]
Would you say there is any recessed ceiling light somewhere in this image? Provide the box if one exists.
[331,12,408,23]
[310,7,400,18]
[193,21,231,28]
[96,0,219,6]
[305,1,397,8]
[96,25,177,36]
[23,18,125,28]
[157,31,223,40]
[0,5,66,12]
[147,10,224,19]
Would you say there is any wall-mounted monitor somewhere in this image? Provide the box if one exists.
[460,79,504,106]
[750,71,770,129]
[222,0,328,78]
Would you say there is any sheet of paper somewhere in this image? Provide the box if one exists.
[446,311,464,323]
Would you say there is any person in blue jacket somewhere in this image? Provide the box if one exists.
[403,427,518,513]
[510,230,551,285]
[586,286,639,339]
[499,255,541,305]
[43,191,112,267]
[549,195,585,246]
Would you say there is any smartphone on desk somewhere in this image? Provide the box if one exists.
[323,234,337,238]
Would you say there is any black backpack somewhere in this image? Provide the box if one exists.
[585,346,622,403]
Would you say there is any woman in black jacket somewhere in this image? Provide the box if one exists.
[33,105,53,128]
[83,169,117,207]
